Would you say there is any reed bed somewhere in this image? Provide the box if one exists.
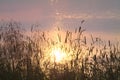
[0,21,120,80]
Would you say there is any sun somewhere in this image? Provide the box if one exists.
[53,48,64,62]
[50,47,66,63]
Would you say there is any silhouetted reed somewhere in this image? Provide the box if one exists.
[0,21,119,80]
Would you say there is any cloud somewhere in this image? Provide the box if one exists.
[54,11,120,20]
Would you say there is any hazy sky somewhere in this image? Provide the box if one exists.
[0,0,120,40]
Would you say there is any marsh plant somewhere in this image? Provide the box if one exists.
[0,21,120,80]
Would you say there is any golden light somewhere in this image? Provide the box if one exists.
[50,47,67,63]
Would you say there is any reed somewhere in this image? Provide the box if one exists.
[0,21,119,80]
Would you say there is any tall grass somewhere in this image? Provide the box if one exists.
[0,21,120,80]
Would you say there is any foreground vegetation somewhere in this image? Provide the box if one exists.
[0,21,120,80]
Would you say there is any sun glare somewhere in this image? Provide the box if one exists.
[50,47,66,63]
